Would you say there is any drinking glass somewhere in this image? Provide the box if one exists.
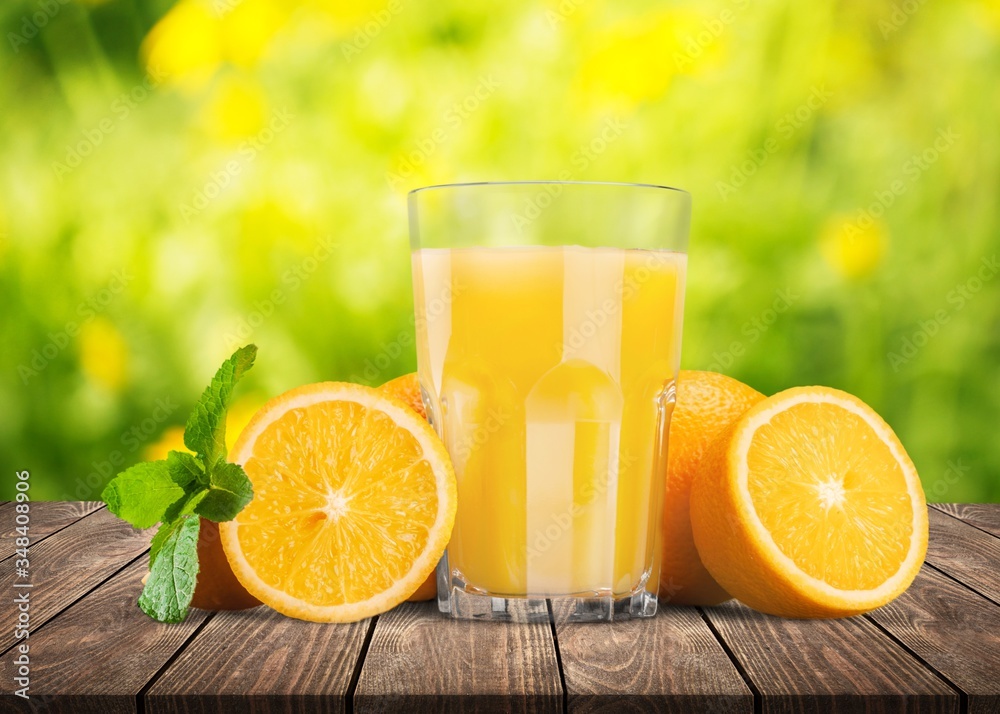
[409,181,690,621]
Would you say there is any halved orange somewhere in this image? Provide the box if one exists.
[377,372,437,602]
[690,386,928,618]
[220,382,456,622]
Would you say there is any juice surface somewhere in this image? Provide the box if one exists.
[413,246,686,597]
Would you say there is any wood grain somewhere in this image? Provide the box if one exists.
[556,604,753,713]
[2,503,1000,712]
[932,503,1000,539]
[925,507,1000,604]
[0,501,104,561]
[703,600,958,714]
[868,564,1000,714]
[0,507,151,653]
[354,600,562,713]
[145,606,371,714]
[0,559,208,714]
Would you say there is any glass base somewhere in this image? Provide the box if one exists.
[436,559,659,622]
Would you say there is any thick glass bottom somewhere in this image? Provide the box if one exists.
[436,559,658,622]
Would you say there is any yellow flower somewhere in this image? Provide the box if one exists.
[221,0,288,68]
[79,317,129,392]
[141,0,288,89]
[577,9,727,108]
[141,0,224,90]
[579,15,674,106]
[201,73,268,140]
[820,213,889,279]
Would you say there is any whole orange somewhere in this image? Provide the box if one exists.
[190,520,262,611]
[659,370,764,605]
[379,373,426,419]
[378,372,437,602]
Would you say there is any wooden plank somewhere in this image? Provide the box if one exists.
[0,559,208,714]
[556,604,753,713]
[932,503,1000,539]
[145,607,370,713]
[924,507,1000,604]
[354,601,563,713]
[868,564,1000,714]
[0,508,151,653]
[703,600,957,713]
[0,501,104,561]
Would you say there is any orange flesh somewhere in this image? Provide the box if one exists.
[235,401,441,605]
[746,402,913,591]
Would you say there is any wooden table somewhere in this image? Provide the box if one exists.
[1,502,998,713]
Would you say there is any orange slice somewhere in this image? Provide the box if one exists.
[220,382,457,622]
[690,386,927,618]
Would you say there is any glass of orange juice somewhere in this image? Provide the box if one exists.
[410,182,690,621]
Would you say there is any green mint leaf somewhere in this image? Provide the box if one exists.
[102,461,185,529]
[139,515,200,623]
[195,462,254,522]
[166,450,204,490]
[162,486,209,525]
[149,490,209,568]
[183,344,257,466]
[149,518,178,567]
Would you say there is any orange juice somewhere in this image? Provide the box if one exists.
[413,246,686,597]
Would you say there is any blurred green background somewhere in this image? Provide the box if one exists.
[2,0,998,501]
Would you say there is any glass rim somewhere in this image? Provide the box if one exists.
[408,180,690,198]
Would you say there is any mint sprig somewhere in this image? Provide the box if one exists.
[101,344,258,623]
